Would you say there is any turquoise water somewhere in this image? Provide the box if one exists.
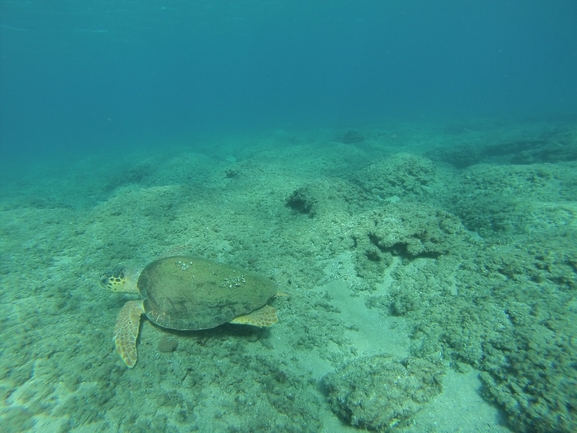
[2,1,576,167]
[1,1,576,433]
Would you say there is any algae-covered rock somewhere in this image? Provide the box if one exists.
[353,153,438,201]
[285,178,365,217]
[477,298,577,433]
[322,354,445,432]
[350,202,468,289]
[1,407,35,432]
[451,162,577,238]
[340,130,366,145]
[480,364,577,433]
[353,203,465,260]
[428,126,577,167]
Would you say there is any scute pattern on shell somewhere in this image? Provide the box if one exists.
[139,256,277,330]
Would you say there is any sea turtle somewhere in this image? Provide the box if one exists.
[100,255,278,368]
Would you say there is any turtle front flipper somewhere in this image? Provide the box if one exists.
[114,300,145,368]
[230,305,278,327]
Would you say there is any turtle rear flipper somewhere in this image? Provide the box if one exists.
[230,305,278,327]
[114,300,145,368]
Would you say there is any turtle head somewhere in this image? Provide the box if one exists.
[99,268,140,293]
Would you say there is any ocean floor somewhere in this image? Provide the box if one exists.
[1,119,576,433]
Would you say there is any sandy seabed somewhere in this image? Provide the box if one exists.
[1,119,576,433]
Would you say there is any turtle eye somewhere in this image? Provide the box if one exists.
[99,275,112,289]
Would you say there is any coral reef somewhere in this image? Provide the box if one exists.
[322,354,445,431]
